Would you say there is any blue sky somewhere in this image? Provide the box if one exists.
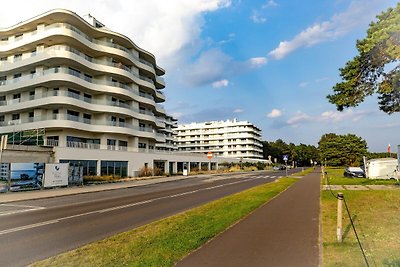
[2,0,399,152]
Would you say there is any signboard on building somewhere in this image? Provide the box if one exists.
[44,163,69,188]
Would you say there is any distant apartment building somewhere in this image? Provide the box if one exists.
[175,119,264,159]
[0,9,215,177]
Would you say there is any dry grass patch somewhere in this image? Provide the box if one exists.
[322,190,400,266]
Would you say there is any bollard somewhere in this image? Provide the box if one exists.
[337,192,344,242]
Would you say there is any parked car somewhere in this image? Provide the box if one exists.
[273,165,286,171]
[343,167,365,178]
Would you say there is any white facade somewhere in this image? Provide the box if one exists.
[0,9,174,153]
[0,9,199,176]
[175,119,264,159]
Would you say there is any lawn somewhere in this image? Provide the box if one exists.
[31,177,298,267]
[322,190,400,266]
[323,167,399,185]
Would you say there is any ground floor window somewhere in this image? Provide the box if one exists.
[60,160,97,176]
[100,161,128,177]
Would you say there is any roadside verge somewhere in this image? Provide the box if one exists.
[31,177,299,267]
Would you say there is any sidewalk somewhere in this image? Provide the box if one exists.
[0,175,196,203]
[177,169,321,267]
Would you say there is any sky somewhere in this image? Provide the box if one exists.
[1,0,399,152]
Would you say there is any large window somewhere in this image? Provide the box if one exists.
[60,160,97,176]
[100,161,128,177]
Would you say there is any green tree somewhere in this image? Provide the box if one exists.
[318,133,368,166]
[327,3,400,113]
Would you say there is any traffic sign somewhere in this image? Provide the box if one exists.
[283,155,288,162]
[207,151,213,160]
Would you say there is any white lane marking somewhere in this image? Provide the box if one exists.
[0,177,263,236]
[0,220,59,235]
[0,204,45,216]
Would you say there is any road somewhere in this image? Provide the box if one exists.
[0,169,297,266]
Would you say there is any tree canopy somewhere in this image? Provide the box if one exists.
[262,139,319,166]
[327,3,400,113]
[318,133,368,166]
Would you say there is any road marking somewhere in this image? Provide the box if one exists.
[0,204,45,216]
[0,176,265,235]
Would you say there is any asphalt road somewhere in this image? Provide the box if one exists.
[0,169,297,266]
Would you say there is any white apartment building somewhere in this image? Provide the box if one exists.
[0,9,213,177]
[175,119,264,159]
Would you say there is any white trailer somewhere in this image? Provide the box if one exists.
[366,158,398,180]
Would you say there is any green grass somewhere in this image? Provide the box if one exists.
[323,167,399,185]
[291,167,315,176]
[31,177,298,267]
[322,190,400,266]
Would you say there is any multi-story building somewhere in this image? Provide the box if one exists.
[175,119,264,159]
[0,9,214,177]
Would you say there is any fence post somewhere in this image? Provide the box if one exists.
[337,192,344,242]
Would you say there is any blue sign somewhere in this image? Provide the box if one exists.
[283,155,288,161]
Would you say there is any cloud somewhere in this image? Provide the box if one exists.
[319,109,373,122]
[212,79,229,88]
[250,11,267,23]
[234,108,244,113]
[249,57,268,68]
[0,0,232,68]
[267,108,283,118]
[299,81,309,88]
[286,111,311,127]
[183,49,267,87]
[262,0,278,8]
[268,0,386,59]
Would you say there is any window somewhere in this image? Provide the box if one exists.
[53,88,59,96]
[83,114,91,124]
[67,110,79,121]
[28,112,34,122]
[13,73,21,79]
[84,74,92,82]
[14,53,22,60]
[107,139,116,150]
[12,114,20,120]
[0,57,7,61]
[13,93,20,99]
[0,115,4,122]
[60,160,97,176]
[100,161,127,177]
[138,143,146,149]
[119,140,127,148]
[83,93,92,102]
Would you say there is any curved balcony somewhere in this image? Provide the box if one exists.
[0,45,161,95]
[0,23,165,82]
[0,114,165,143]
[0,67,163,112]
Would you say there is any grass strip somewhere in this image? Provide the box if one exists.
[323,167,399,185]
[322,190,400,266]
[291,167,315,176]
[31,177,298,267]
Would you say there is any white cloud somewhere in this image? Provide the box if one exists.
[262,0,278,8]
[212,79,229,88]
[234,108,244,113]
[0,0,231,67]
[299,81,309,88]
[249,57,268,68]
[268,0,386,59]
[286,111,311,127]
[319,109,371,122]
[250,11,267,23]
[267,108,283,118]
[171,112,183,119]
